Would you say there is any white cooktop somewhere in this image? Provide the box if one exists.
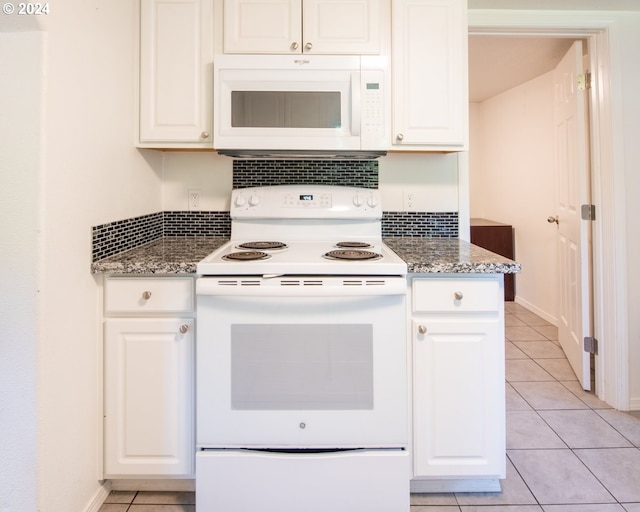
[197,185,407,276]
[197,239,406,276]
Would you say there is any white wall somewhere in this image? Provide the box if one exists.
[613,14,640,410]
[379,153,459,212]
[0,2,165,510]
[163,152,232,211]
[0,30,42,512]
[161,151,461,213]
[469,71,558,322]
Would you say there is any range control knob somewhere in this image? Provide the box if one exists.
[234,195,246,207]
[249,194,260,206]
[367,195,378,208]
[353,195,363,207]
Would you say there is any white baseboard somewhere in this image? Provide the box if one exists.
[410,478,501,493]
[110,478,196,492]
[514,296,558,326]
[83,482,111,512]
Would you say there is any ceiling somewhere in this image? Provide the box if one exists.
[466,0,640,101]
[468,36,576,102]
[468,0,640,10]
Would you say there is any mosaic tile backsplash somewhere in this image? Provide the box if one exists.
[382,212,458,238]
[92,211,230,262]
[232,159,379,189]
[92,160,457,262]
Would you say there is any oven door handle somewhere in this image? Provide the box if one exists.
[196,277,406,297]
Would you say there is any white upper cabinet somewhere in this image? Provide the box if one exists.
[391,0,467,151]
[138,0,213,148]
[223,0,386,54]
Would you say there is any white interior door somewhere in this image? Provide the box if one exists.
[553,40,593,390]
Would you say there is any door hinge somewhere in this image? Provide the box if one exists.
[581,204,596,221]
[578,72,592,91]
[584,336,598,355]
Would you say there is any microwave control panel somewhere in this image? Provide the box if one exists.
[361,70,385,144]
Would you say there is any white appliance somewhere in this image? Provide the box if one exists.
[196,185,409,512]
[213,55,389,158]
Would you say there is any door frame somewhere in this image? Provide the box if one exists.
[464,9,629,410]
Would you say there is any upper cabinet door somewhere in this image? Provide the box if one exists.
[391,0,467,151]
[223,0,301,54]
[223,0,385,54]
[138,0,213,147]
[303,0,384,54]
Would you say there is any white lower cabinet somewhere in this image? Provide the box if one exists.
[410,275,506,492]
[103,277,195,477]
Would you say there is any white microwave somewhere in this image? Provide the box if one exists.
[213,55,389,158]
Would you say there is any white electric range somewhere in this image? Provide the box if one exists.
[195,185,410,512]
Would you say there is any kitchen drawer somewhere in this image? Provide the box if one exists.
[105,277,194,314]
[412,278,500,314]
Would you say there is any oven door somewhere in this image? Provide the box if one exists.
[196,276,407,449]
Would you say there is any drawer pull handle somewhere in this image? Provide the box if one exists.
[418,325,427,335]
[141,291,152,300]
[179,324,189,334]
[454,291,464,301]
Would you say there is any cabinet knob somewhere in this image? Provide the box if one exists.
[290,42,299,50]
[396,133,404,142]
[141,291,152,300]
[200,131,210,139]
[418,325,427,335]
[304,42,313,51]
[179,324,189,334]
[454,291,464,301]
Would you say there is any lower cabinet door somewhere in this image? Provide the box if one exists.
[412,318,505,478]
[104,318,194,476]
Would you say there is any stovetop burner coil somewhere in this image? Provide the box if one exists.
[335,241,373,248]
[237,241,288,250]
[223,251,271,261]
[323,249,382,261]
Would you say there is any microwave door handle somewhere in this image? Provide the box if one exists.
[351,71,361,136]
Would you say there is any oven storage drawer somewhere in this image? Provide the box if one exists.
[412,278,500,313]
[196,449,409,512]
[105,277,194,314]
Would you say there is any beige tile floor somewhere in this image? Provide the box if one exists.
[99,302,640,512]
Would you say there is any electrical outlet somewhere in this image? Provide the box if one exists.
[188,189,200,210]
[403,191,417,211]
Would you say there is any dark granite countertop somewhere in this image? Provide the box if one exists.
[384,237,521,274]
[91,236,228,274]
[91,236,520,275]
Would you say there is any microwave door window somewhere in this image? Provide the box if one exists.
[231,91,341,129]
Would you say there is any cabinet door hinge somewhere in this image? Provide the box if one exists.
[581,204,596,221]
[578,72,592,91]
[584,336,598,355]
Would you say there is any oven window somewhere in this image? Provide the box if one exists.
[231,91,342,129]
[230,324,373,410]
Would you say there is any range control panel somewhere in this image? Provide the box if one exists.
[230,185,382,219]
